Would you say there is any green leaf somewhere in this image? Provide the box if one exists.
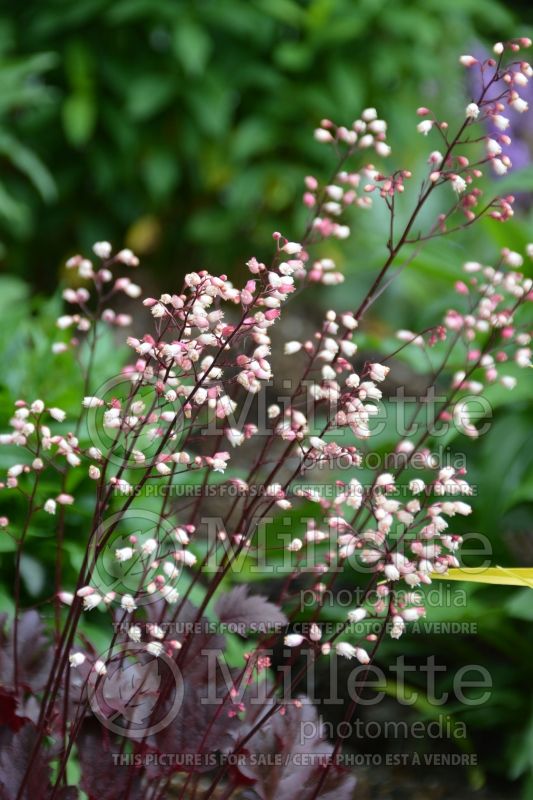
[142,150,181,199]
[62,92,97,147]
[0,132,57,201]
[231,118,277,161]
[19,553,46,597]
[274,41,313,71]
[0,533,16,553]
[0,183,30,232]
[173,19,212,76]
[506,589,533,621]
[252,0,306,26]
[508,713,533,780]
[125,74,176,120]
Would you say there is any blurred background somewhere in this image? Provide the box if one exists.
[0,1,533,798]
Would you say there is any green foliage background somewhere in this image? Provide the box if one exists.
[0,0,529,287]
[0,0,532,797]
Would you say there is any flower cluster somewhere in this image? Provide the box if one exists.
[0,38,531,800]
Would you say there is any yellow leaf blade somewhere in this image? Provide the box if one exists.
[430,567,533,588]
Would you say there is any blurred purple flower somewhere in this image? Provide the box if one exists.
[469,45,533,203]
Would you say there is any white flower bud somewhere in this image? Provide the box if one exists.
[284,634,304,647]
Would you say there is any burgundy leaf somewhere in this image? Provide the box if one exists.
[235,699,356,800]
[0,691,25,732]
[87,647,180,740]
[0,724,51,800]
[78,724,142,800]
[215,586,288,636]
[0,691,40,733]
[0,612,53,694]
[101,658,161,725]
[139,600,249,777]
[54,790,79,800]
[149,671,240,776]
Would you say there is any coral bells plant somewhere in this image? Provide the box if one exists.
[0,39,532,800]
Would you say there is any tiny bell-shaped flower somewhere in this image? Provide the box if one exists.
[417,120,433,136]
[69,652,86,668]
[465,102,480,120]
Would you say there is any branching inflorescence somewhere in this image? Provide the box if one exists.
[0,39,532,800]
